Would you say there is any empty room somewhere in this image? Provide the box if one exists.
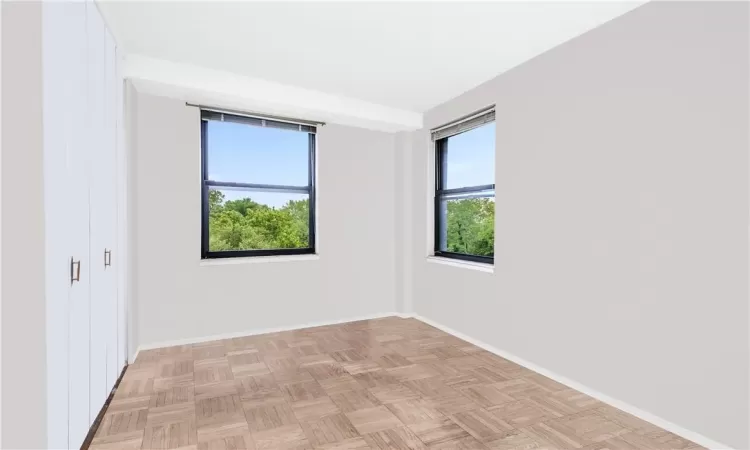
[1,0,748,449]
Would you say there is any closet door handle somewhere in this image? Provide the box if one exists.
[104,249,112,268]
[70,258,81,285]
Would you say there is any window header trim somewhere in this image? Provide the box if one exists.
[431,105,495,141]
[205,180,310,195]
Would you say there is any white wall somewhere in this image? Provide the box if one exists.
[131,90,398,351]
[1,2,47,447]
[406,2,748,448]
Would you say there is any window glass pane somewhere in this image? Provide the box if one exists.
[208,187,310,251]
[437,189,494,257]
[206,120,309,186]
[442,122,495,189]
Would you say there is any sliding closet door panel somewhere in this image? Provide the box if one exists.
[87,0,108,421]
[104,29,120,392]
[68,1,92,447]
[42,3,73,447]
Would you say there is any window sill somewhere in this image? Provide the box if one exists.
[200,254,320,266]
[426,255,494,273]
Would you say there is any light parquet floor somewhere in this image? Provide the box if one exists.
[90,317,704,450]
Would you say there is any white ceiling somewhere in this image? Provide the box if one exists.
[98,1,643,124]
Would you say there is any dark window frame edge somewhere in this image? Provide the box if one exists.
[433,251,494,265]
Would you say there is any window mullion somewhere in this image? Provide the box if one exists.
[437,184,495,197]
[205,180,311,195]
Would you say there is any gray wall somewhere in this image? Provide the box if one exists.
[1,2,48,448]
[406,2,749,448]
[131,90,398,349]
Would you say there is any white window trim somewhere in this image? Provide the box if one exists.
[199,254,320,266]
[426,255,494,273]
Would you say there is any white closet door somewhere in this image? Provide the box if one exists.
[87,0,109,420]
[42,3,72,447]
[68,2,92,447]
[104,29,120,392]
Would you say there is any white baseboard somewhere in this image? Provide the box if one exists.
[131,312,401,362]
[406,313,733,450]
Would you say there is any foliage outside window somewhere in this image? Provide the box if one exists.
[434,114,495,264]
[201,110,316,258]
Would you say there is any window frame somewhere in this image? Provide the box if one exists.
[200,110,317,259]
[433,113,495,265]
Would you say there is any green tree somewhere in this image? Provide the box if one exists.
[208,192,493,256]
[446,198,494,256]
[224,197,265,216]
[208,189,225,211]
[207,192,310,251]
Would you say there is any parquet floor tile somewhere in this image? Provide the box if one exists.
[240,388,287,409]
[385,399,444,425]
[549,410,628,443]
[151,385,196,408]
[90,430,147,450]
[291,397,342,422]
[282,380,327,404]
[251,424,311,450]
[346,406,403,434]
[352,370,400,389]
[458,384,515,408]
[488,399,553,428]
[402,378,454,399]
[319,375,364,395]
[407,417,471,447]
[109,395,152,414]
[158,357,195,378]
[197,432,255,450]
[430,392,481,416]
[274,368,316,385]
[94,317,704,449]
[368,384,421,404]
[450,408,513,442]
[197,416,252,447]
[300,413,359,446]
[194,358,234,386]
[243,401,298,432]
[315,437,371,449]
[522,421,592,448]
[427,435,487,449]
[363,427,426,449]
[142,419,197,449]
[483,429,543,450]
[329,389,382,413]
[96,408,149,437]
[386,364,441,383]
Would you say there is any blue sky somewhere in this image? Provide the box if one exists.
[207,121,309,207]
[207,120,495,207]
[443,122,495,189]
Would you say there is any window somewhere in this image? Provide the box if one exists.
[201,109,316,258]
[433,107,495,264]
